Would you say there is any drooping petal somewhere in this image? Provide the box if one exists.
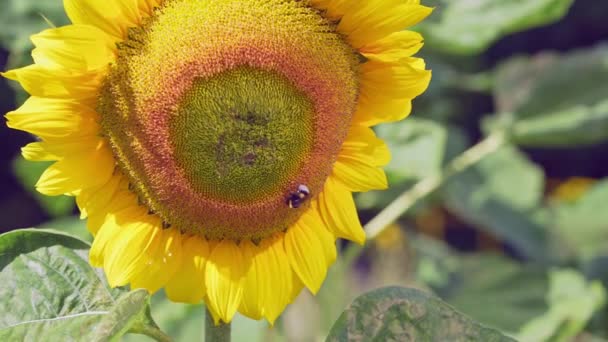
[205,240,248,324]
[239,235,298,324]
[130,227,183,293]
[165,235,210,304]
[318,177,366,245]
[102,213,162,287]
[284,208,336,294]
[89,191,141,266]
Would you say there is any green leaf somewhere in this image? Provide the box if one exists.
[517,269,606,342]
[418,0,574,55]
[12,156,75,218]
[326,286,515,341]
[441,145,551,261]
[377,118,448,183]
[491,45,608,147]
[38,216,92,243]
[410,235,549,332]
[356,122,465,211]
[437,254,549,333]
[0,229,166,341]
[551,180,608,261]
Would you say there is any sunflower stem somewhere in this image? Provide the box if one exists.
[343,132,507,266]
[205,308,231,342]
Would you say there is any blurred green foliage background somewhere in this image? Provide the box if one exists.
[1,0,608,341]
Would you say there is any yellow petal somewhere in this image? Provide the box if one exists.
[354,61,431,126]
[205,240,247,324]
[5,97,99,139]
[338,2,433,49]
[309,0,355,19]
[21,142,59,161]
[165,235,210,304]
[102,213,163,287]
[64,0,145,39]
[239,235,297,324]
[332,125,390,192]
[360,31,424,63]
[76,173,125,234]
[318,177,366,245]
[36,139,115,196]
[78,175,131,224]
[130,227,183,293]
[2,65,103,99]
[284,208,336,294]
[332,159,387,193]
[138,0,163,13]
[88,192,141,266]
[31,25,117,71]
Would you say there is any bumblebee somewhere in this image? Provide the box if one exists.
[287,184,311,209]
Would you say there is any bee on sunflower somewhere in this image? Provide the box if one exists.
[3,0,431,324]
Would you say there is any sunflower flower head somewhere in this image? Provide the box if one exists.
[4,0,432,324]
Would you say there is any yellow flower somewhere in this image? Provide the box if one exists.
[3,0,431,324]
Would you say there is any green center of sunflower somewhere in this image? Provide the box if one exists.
[171,67,314,203]
[98,0,360,240]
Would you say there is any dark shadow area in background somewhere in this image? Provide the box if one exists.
[0,47,48,232]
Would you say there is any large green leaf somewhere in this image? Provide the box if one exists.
[12,156,76,218]
[0,229,167,341]
[491,45,608,147]
[517,270,606,342]
[418,0,574,55]
[326,286,515,341]
[441,145,551,261]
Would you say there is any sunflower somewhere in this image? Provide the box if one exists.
[3,0,431,324]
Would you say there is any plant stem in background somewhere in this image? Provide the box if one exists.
[205,308,231,342]
[343,132,507,265]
